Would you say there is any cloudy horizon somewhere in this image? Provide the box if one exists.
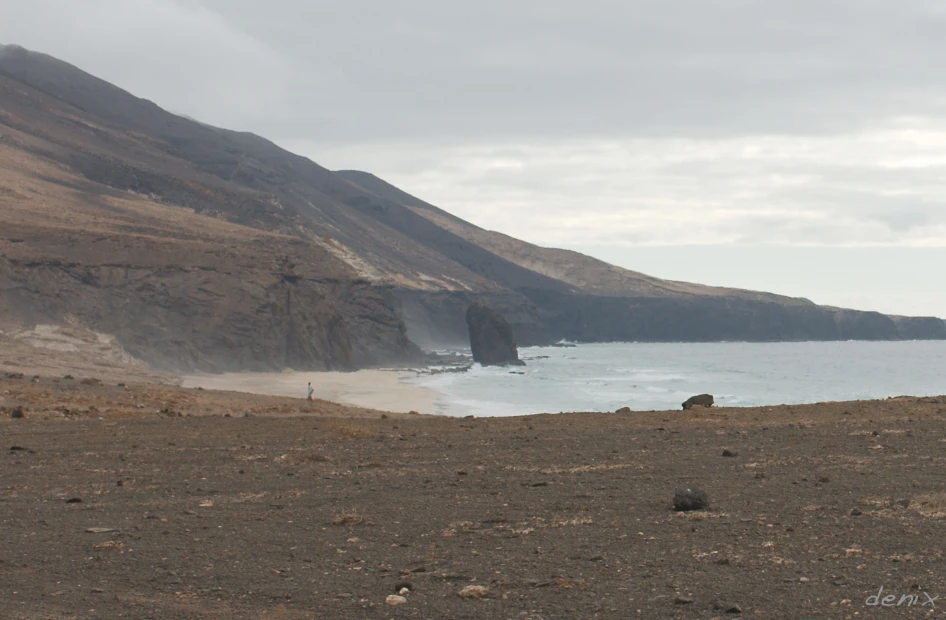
[3,0,946,317]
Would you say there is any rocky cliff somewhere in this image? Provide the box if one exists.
[0,44,942,374]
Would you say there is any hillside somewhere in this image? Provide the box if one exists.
[0,44,942,371]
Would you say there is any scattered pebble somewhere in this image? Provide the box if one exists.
[674,595,694,605]
[459,585,488,599]
[722,449,738,457]
[385,595,407,606]
[713,600,742,614]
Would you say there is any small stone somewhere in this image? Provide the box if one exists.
[714,600,742,614]
[385,595,407,606]
[459,585,488,599]
[10,406,25,419]
[674,595,694,605]
[615,406,632,414]
[850,508,862,516]
[399,587,410,596]
[722,449,738,457]
[799,577,810,583]
[65,497,83,504]
[673,487,709,512]
[754,472,765,479]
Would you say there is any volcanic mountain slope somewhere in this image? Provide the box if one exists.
[334,171,946,345]
[0,44,942,372]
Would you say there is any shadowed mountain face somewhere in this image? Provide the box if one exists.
[0,44,942,371]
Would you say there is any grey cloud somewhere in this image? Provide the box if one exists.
[6,0,946,141]
[206,0,946,141]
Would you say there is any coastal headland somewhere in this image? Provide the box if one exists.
[3,372,945,618]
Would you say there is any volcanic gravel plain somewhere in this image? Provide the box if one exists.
[3,374,946,619]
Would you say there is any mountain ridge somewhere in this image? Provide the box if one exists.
[0,44,942,371]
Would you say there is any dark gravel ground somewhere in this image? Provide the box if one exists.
[3,382,946,619]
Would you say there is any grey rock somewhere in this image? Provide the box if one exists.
[466,303,525,367]
[673,487,709,512]
[682,394,714,410]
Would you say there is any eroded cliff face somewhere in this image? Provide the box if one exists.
[0,255,420,373]
[0,145,422,372]
[890,316,946,340]
[396,290,946,349]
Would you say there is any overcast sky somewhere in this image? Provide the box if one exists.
[3,0,946,317]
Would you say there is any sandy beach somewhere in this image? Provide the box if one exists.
[181,369,442,415]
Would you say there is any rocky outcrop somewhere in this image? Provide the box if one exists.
[465,303,525,366]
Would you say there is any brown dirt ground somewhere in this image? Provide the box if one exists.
[3,375,946,619]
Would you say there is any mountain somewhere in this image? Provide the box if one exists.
[0,44,942,372]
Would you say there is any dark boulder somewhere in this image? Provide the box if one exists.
[682,394,714,410]
[466,303,525,367]
[673,487,709,512]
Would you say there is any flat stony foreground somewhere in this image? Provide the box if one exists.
[3,378,946,618]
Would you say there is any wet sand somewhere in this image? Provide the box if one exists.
[182,369,441,415]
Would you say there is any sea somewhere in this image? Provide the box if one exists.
[409,341,946,417]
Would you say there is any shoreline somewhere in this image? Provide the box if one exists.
[181,368,442,415]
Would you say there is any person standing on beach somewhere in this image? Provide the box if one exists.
[307,381,314,401]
